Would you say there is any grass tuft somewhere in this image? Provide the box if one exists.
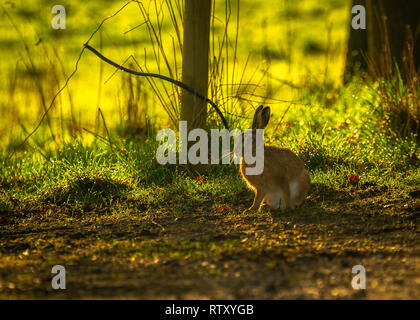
[40,172,132,205]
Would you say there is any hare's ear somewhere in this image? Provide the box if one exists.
[260,106,271,128]
[252,105,264,129]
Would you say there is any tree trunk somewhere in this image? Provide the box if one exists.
[344,0,368,81]
[181,0,212,130]
[344,0,420,81]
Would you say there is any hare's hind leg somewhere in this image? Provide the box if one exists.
[290,171,310,209]
[279,180,291,211]
[289,180,300,209]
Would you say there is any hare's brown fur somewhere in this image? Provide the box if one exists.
[240,106,310,213]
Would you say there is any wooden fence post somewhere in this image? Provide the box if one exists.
[181,0,212,131]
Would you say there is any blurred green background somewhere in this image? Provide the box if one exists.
[0,0,350,149]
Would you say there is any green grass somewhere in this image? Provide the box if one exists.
[1,78,418,212]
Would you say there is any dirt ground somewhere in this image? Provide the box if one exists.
[0,184,419,299]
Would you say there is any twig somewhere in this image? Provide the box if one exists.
[84,43,229,129]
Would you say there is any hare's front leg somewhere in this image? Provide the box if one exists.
[264,193,280,210]
[243,190,264,214]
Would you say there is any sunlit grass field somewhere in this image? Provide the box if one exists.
[0,0,349,144]
[0,0,418,299]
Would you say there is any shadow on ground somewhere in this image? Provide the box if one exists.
[0,183,419,299]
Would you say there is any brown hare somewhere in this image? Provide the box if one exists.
[240,105,310,213]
